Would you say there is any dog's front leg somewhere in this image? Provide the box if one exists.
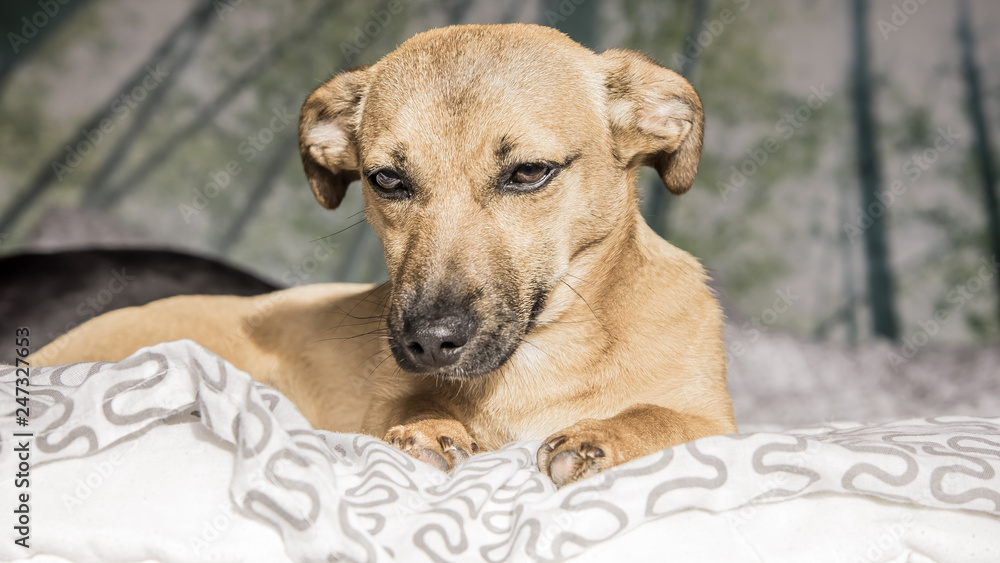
[381,396,479,472]
[537,404,733,487]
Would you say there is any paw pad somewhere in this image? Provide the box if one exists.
[538,436,608,487]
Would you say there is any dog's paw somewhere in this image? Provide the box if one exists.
[537,420,623,487]
[384,419,479,472]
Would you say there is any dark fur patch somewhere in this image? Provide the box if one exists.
[603,67,633,99]
[389,144,408,169]
[526,283,549,334]
[494,135,515,162]
[569,231,611,262]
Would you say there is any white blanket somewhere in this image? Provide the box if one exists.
[1,340,998,562]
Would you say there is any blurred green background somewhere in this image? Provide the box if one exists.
[1,0,998,352]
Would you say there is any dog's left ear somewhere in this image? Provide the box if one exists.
[298,66,370,209]
[602,50,704,195]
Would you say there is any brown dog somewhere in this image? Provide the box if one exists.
[33,24,736,487]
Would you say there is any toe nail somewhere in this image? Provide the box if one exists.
[449,446,470,465]
[417,448,450,472]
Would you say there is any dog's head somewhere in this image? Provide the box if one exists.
[299,24,703,378]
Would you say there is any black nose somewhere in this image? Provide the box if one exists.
[401,315,473,369]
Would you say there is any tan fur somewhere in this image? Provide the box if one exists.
[33,24,736,487]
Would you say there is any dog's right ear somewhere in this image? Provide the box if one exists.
[601,50,704,195]
[298,66,370,209]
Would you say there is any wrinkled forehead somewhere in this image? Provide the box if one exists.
[356,27,607,167]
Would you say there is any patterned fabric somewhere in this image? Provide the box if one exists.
[1,340,998,562]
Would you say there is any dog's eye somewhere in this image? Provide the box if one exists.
[374,170,402,190]
[512,163,548,184]
[504,162,556,193]
[367,169,410,199]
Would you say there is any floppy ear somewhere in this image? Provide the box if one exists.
[298,66,370,209]
[602,50,704,195]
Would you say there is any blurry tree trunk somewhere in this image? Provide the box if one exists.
[93,1,342,210]
[839,176,859,345]
[957,0,1000,323]
[81,1,216,207]
[850,0,899,340]
[216,135,298,254]
[0,0,216,237]
[642,0,709,239]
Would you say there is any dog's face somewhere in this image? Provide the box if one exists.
[299,24,703,378]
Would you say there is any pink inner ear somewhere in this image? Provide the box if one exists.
[637,97,694,147]
[305,122,355,170]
